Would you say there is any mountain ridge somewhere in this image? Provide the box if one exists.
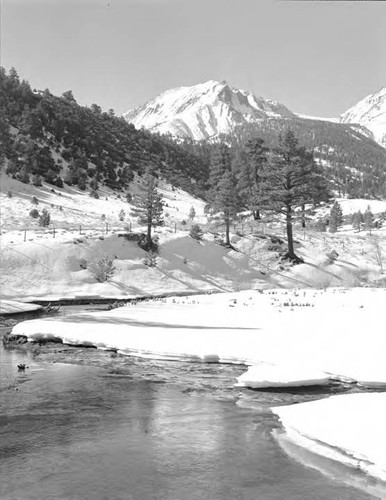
[124,80,295,141]
[124,80,386,150]
[340,86,386,148]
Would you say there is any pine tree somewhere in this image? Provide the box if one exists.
[131,167,163,249]
[329,201,343,233]
[209,143,231,189]
[236,138,268,220]
[364,206,374,234]
[259,129,330,260]
[210,170,240,246]
[189,206,196,221]
[351,211,360,231]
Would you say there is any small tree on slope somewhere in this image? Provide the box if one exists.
[131,167,164,249]
[259,129,331,261]
[364,205,374,234]
[329,201,343,233]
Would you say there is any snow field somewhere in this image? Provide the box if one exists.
[11,288,386,386]
[0,299,43,315]
[272,393,386,483]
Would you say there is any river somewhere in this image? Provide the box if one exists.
[0,328,382,500]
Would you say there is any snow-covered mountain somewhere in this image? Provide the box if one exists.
[340,86,386,148]
[123,80,294,141]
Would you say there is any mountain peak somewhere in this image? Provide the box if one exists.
[123,80,294,140]
[340,86,386,147]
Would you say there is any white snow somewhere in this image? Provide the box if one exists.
[272,393,386,482]
[123,80,294,141]
[0,300,42,315]
[11,288,386,387]
[236,364,331,388]
[341,86,386,148]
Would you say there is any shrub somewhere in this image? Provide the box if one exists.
[7,191,12,198]
[138,234,159,253]
[31,196,39,205]
[38,208,50,227]
[143,251,157,267]
[126,193,132,203]
[32,174,42,187]
[90,190,99,199]
[79,258,88,270]
[77,178,87,191]
[190,224,203,241]
[55,177,64,188]
[29,208,39,219]
[90,257,116,282]
[119,209,125,221]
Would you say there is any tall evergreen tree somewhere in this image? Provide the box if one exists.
[209,143,232,188]
[210,170,240,246]
[131,167,164,248]
[364,205,374,234]
[259,129,330,260]
[236,138,268,220]
[329,201,343,233]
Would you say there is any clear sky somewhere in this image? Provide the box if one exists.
[1,0,385,118]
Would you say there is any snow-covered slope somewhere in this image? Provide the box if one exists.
[124,80,294,141]
[340,86,386,148]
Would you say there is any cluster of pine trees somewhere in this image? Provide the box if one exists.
[217,117,386,199]
[0,67,209,197]
[206,130,331,260]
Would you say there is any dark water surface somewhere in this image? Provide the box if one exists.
[0,341,381,500]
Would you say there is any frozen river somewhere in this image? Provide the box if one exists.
[0,340,381,500]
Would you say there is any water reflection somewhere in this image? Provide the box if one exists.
[0,345,379,500]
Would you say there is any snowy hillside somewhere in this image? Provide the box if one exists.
[124,80,294,141]
[341,86,386,148]
[1,166,386,301]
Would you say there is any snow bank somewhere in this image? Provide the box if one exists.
[0,300,42,315]
[11,288,386,387]
[236,364,331,388]
[272,393,386,482]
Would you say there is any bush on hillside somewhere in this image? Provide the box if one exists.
[90,257,116,282]
[190,224,203,241]
[138,233,159,253]
[32,174,42,187]
[143,251,157,267]
[38,208,50,227]
[79,258,88,270]
[31,196,39,205]
[29,208,39,219]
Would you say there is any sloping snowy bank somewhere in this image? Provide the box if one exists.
[0,300,42,315]
[272,393,386,483]
[11,288,386,387]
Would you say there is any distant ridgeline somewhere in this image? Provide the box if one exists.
[0,67,210,197]
[218,118,386,199]
[1,66,385,200]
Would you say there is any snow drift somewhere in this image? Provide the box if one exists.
[272,393,386,483]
